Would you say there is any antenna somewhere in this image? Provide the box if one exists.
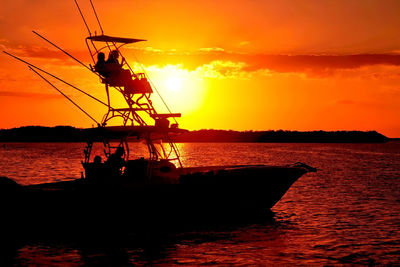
[132,53,179,125]
[32,31,96,75]
[74,0,92,36]
[3,51,108,107]
[29,66,99,125]
[89,0,104,34]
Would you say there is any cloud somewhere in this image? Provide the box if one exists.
[5,37,400,79]
[143,61,249,80]
[199,47,225,52]
[131,46,163,53]
[126,46,400,77]
[242,54,400,74]
[1,39,90,66]
[141,57,400,82]
[1,41,67,60]
[194,60,248,79]
[0,90,63,99]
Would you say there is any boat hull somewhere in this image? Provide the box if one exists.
[0,164,314,230]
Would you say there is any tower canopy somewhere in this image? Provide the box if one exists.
[87,35,146,44]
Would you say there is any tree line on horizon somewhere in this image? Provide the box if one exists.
[0,126,389,143]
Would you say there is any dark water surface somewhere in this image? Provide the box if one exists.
[0,142,399,265]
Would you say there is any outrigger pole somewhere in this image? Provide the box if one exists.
[28,66,100,125]
[89,0,104,34]
[32,31,98,76]
[131,53,179,125]
[2,51,108,108]
[71,0,179,126]
[74,0,92,36]
[74,0,104,36]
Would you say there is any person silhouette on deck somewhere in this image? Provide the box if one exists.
[106,50,120,64]
[94,50,151,94]
[94,52,110,77]
[105,50,122,76]
[104,50,133,87]
[106,146,125,176]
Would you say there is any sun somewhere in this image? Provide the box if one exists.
[165,76,182,92]
[146,64,206,116]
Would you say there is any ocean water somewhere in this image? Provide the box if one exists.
[0,142,399,265]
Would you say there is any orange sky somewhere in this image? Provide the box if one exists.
[1,0,400,137]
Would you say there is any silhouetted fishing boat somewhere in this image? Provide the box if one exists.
[1,0,315,224]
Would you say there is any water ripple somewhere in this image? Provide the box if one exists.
[0,141,399,265]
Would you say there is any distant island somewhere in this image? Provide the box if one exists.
[0,126,390,143]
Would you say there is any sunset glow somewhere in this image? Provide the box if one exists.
[165,76,182,92]
[1,1,400,136]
